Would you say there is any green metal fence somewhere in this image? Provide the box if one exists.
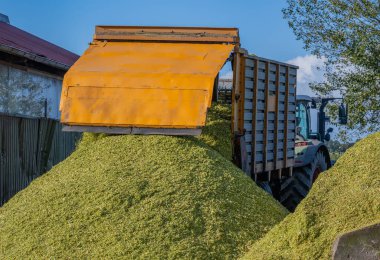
[0,114,81,206]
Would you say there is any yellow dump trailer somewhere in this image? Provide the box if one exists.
[60,26,239,135]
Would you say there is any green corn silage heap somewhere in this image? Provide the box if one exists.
[243,132,380,260]
[0,104,288,259]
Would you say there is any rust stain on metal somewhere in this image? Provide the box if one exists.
[94,26,240,44]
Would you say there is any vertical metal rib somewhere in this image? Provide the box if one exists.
[250,59,259,177]
[274,64,280,170]
[284,67,290,168]
[263,61,270,172]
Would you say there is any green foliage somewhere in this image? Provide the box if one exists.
[0,107,288,259]
[243,132,380,260]
[283,0,380,132]
[326,139,355,160]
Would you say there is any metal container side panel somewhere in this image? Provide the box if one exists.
[60,42,233,130]
[243,55,297,175]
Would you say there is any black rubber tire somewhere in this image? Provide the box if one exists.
[258,182,273,195]
[280,151,328,212]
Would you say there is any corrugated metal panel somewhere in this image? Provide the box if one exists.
[0,114,80,206]
[47,123,80,168]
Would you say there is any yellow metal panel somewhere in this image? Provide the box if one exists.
[60,42,233,129]
[61,87,208,127]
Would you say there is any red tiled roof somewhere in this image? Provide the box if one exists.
[0,22,79,67]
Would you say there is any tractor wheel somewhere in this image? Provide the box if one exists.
[280,151,328,211]
[258,182,273,195]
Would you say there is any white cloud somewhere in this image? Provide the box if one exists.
[286,55,326,96]
[220,70,233,79]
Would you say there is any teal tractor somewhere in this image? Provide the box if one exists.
[280,95,348,211]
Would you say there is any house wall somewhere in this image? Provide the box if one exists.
[0,62,62,119]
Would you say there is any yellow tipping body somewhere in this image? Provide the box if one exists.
[60,26,238,135]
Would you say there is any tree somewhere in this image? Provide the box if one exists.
[283,0,380,133]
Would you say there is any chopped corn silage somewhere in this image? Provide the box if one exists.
[243,132,380,260]
[197,103,232,160]
[0,105,288,259]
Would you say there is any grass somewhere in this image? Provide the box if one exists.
[0,104,288,259]
[242,132,380,260]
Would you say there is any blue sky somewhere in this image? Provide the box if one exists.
[1,0,307,60]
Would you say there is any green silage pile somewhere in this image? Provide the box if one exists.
[243,132,380,260]
[198,103,232,160]
[0,105,288,259]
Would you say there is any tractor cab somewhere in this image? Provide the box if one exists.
[295,95,312,141]
[295,95,348,143]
